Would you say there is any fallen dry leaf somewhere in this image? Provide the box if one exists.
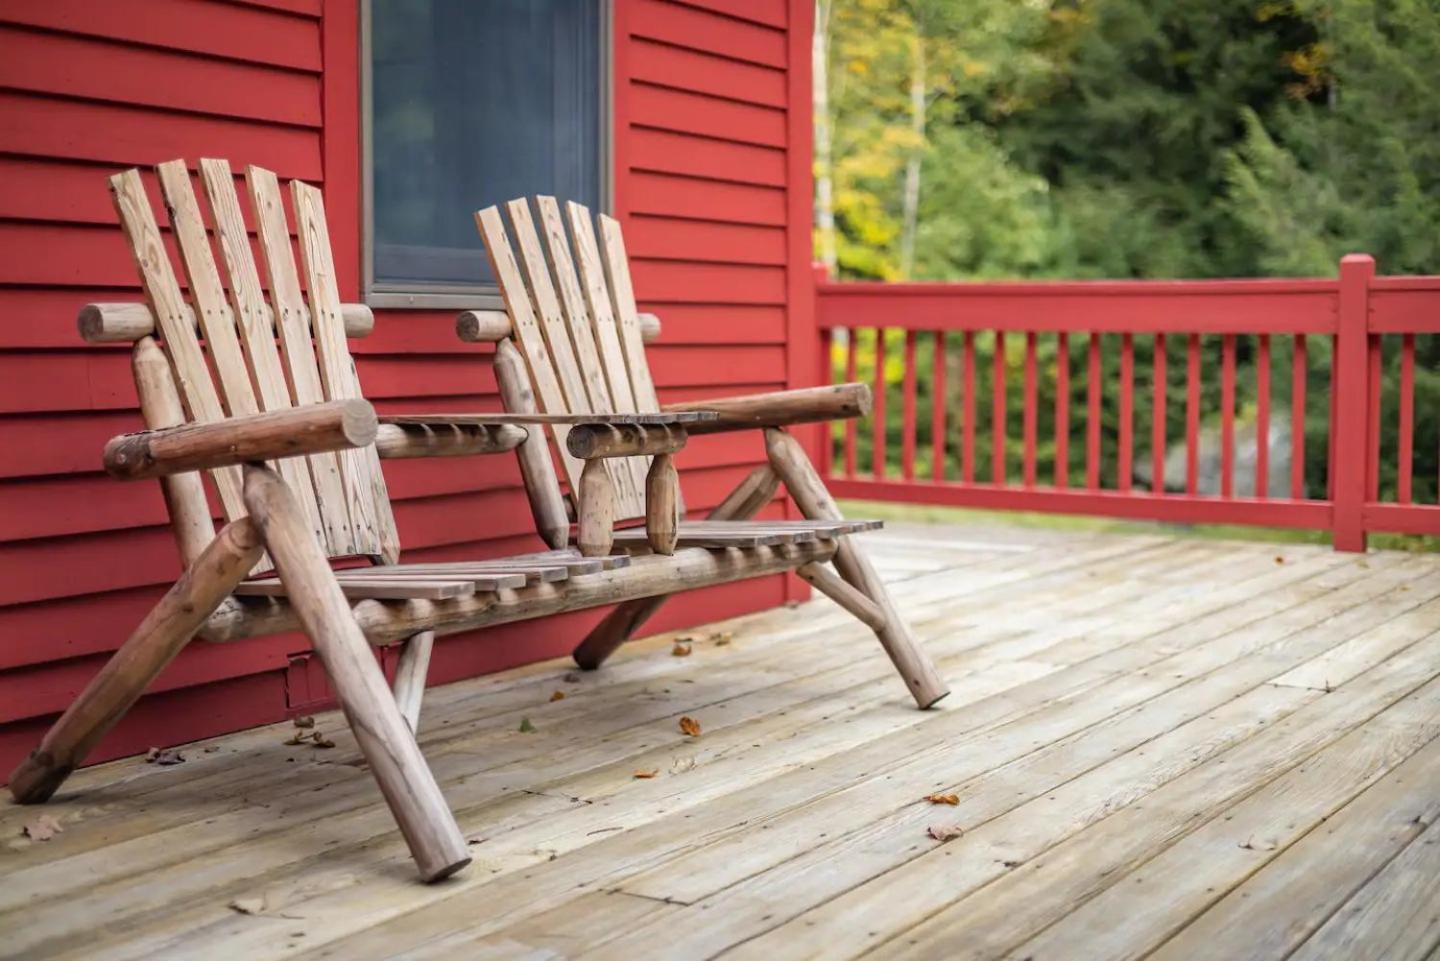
[549,690,567,702]
[928,824,965,842]
[671,641,692,657]
[633,770,658,779]
[145,747,185,766]
[670,756,697,774]
[563,671,581,684]
[518,717,537,734]
[310,732,335,749]
[293,715,315,729]
[1274,556,1286,564]
[925,794,960,805]
[678,716,701,738]
[228,898,265,916]
[710,632,734,646]
[283,733,309,746]
[22,814,63,842]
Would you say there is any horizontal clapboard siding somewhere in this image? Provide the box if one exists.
[0,0,805,779]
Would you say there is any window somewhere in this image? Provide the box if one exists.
[363,0,606,307]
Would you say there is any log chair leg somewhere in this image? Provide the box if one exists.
[765,427,949,709]
[393,630,436,734]
[243,464,470,883]
[645,453,680,555]
[577,458,616,558]
[571,463,780,670]
[8,518,264,803]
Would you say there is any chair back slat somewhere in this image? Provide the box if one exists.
[291,179,399,563]
[110,159,398,567]
[196,158,329,545]
[565,201,640,414]
[109,168,250,530]
[475,205,588,491]
[247,165,359,557]
[596,213,661,414]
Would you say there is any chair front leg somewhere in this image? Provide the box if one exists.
[645,453,680,555]
[764,427,950,709]
[9,518,264,803]
[242,464,470,883]
[577,458,616,558]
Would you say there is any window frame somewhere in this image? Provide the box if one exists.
[359,0,614,309]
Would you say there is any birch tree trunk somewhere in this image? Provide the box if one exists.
[813,0,837,276]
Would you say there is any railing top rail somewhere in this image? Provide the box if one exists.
[816,276,1342,297]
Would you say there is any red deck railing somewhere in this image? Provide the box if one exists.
[817,255,1440,551]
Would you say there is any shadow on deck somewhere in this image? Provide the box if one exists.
[4,524,1439,961]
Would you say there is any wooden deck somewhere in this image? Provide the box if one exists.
[5,525,1440,961]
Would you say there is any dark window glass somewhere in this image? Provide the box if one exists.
[369,0,601,289]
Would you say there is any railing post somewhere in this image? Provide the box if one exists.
[1332,254,1374,552]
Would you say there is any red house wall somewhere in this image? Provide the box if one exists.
[0,0,814,779]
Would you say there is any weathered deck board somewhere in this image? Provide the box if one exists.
[3,525,1437,961]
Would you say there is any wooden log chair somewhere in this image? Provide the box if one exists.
[6,160,629,883]
[455,197,949,710]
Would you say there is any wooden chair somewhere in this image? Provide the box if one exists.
[456,197,949,709]
[6,160,615,883]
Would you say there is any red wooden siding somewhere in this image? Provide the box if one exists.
[0,0,813,780]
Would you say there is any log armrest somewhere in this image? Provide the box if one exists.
[664,383,871,435]
[374,416,528,460]
[104,399,377,479]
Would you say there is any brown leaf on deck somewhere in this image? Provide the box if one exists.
[145,747,185,765]
[671,641,692,657]
[1274,556,1285,564]
[925,794,960,805]
[518,717,537,733]
[283,733,309,746]
[310,732,335,749]
[679,716,701,737]
[22,814,63,842]
[633,770,658,779]
[549,690,567,702]
[293,715,316,729]
[927,824,965,842]
[710,632,733,646]
[228,898,265,916]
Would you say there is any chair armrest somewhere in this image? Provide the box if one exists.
[380,411,715,426]
[663,383,871,435]
[104,400,376,479]
[374,418,527,460]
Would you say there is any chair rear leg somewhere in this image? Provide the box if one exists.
[571,463,782,670]
[393,630,436,733]
[243,465,470,883]
[765,428,949,709]
[8,518,264,803]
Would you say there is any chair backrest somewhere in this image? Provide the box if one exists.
[110,159,399,566]
[476,197,662,521]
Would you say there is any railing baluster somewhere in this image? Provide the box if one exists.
[1221,334,1236,498]
[962,330,976,484]
[874,327,887,480]
[902,329,917,481]
[1023,331,1037,487]
[1118,332,1134,491]
[1291,334,1307,500]
[820,326,834,477]
[1256,333,1270,499]
[1086,333,1101,490]
[1055,332,1070,489]
[1152,332,1166,494]
[844,327,858,478]
[993,331,1007,484]
[932,331,947,482]
[1399,333,1414,503]
[1186,333,1200,496]
[1366,334,1382,501]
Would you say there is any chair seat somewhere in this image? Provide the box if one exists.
[233,549,630,601]
[610,518,883,550]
